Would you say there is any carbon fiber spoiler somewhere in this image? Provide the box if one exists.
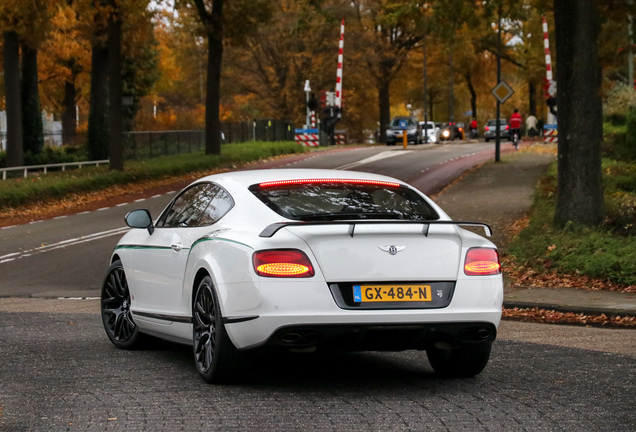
[259,220,492,238]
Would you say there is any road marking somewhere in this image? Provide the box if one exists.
[0,226,130,264]
[336,150,413,170]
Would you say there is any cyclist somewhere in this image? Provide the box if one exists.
[509,108,523,149]
[469,117,478,139]
[526,114,538,139]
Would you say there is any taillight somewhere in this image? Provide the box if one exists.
[485,126,490,131]
[505,125,509,130]
[253,249,315,278]
[464,248,501,276]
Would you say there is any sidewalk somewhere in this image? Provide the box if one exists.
[433,143,636,318]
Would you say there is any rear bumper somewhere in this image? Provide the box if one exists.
[262,321,496,352]
[222,277,503,350]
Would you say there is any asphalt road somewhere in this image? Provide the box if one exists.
[0,298,634,431]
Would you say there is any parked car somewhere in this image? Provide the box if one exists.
[483,119,510,142]
[386,116,422,145]
[101,168,503,383]
[439,122,465,141]
[419,121,440,143]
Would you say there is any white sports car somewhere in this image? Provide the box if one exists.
[101,169,503,383]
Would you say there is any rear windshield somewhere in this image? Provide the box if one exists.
[249,180,439,221]
[488,119,507,126]
[390,118,417,128]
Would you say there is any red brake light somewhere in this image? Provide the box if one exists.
[505,125,509,130]
[258,179,401,188]
[464,248,501,276]
[485,126,490,131]
[253,249,315,278]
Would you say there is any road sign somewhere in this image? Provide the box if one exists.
[491,81,514,104]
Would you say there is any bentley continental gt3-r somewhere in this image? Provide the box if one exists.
[101,169,503,383]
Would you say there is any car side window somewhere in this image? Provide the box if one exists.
[198,186,234,226]
[157,183,234,228]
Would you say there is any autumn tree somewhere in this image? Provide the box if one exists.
[350,0,425,143]
[224,1,337,123]
[2,30,23,166]
[188,0,225,155]
[39,2,92,146]
[87,0,110,161]
[0,1,54,160]
[553,0,604,226]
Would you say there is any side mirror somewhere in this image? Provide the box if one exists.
[125,209,155,235]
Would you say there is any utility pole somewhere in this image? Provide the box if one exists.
[495,6,502,162]
[629,0,634,89]
[423,33,429,142]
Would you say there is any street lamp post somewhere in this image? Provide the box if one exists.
[495,6,502,162]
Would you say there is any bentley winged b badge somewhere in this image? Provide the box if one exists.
[378,245,406,255]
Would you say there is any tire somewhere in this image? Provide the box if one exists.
[193,275,244,383]
[485,138,489,142]
[426,342,492,378]
[101,260,143,349]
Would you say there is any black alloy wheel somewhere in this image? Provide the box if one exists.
[193,275,243,383]
[101,260,142,349]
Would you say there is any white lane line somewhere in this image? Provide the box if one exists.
[336,150,413,170]
[0,226,130,264]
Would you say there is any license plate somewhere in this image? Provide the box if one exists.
[353,284,432,303]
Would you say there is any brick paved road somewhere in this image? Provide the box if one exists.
[0,304,634,431]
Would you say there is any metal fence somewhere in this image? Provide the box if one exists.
[0,119,295,160]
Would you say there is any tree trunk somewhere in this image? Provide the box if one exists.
[108,4,124,171]
[88,42,110,160]
[205,28,223,155]
[62,77,77,146]
[428,89,437,122]
[21,44,44,155]
[202,0,224,156]
[528,80,537,117]
[553,0,604,227]
[378,80,391,144]
[3,31,23,167]
[465,72,477,119]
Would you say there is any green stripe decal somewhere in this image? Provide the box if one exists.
[191,237,253,250]
[114,245,185,251]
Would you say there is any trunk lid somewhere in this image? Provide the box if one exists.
[288,224,462,282]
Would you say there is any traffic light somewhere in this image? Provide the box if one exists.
[546,96,557,117]
[307,93,319,111]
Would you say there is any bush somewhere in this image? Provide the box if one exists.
[603,82,636,125]
[603,121,636,162]
[0,146,86,168]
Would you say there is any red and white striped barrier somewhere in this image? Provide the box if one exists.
[295,132,319,147]
[334,133,347,145]
[543,16,553,85]
[335,19,345,109]
[543,128,558,143]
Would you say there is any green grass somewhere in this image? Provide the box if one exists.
[0,141,308,210]
[507,158,636,287]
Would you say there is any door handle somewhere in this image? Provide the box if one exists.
[171,243,182,252]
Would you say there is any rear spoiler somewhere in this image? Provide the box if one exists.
[259,220,492,238]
